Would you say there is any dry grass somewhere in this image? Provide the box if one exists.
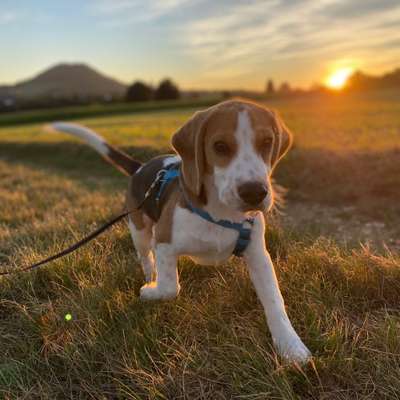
[0,94,399,399]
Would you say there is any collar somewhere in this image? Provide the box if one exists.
[155,161,254,257]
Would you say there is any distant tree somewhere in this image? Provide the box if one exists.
[279,82,291,95]
[126,81,153,102]
[266,79,275,95]
[155,79,180,100]
[221,90,231,99]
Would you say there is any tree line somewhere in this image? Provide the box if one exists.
[125,79,180,102]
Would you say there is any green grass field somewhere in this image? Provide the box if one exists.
[0,95,399,399]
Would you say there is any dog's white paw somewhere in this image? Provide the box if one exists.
[140,283,179,300]
[274,334,311,364]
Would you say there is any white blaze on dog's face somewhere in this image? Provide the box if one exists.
[172,100,292,212]
[211,109,273,211]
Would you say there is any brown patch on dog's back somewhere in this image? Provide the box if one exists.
[126,154,181,232]
[154,180,182,244]
[126,178,146,230]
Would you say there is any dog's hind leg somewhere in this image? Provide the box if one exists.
[128,216,155,282]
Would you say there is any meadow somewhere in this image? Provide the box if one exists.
[0,94,399,399]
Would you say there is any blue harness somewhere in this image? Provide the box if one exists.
[155,162,254,257]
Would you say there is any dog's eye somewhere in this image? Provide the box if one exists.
[214,141,231,155]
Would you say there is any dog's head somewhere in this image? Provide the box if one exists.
[172,99,292,212]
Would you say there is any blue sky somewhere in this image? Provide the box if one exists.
[1,0,399,89]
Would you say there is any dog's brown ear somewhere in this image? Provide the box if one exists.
[172,109,211,197]
[271,111,293,169]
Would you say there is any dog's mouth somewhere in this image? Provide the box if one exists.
[239,201,267,213]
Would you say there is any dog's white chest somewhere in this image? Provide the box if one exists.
[172,206,239,265]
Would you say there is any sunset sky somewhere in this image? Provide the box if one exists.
[1,0,399,90]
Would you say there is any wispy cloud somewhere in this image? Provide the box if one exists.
[90,0,195,25]
[318,0,400,19]
[179,2,323,69]
[0,11,21,25]
[176,0,400,86]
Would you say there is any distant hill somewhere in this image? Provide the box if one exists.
[346,68,400,91]
[1,63,127,100]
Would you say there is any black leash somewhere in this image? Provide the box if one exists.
[0,165,166,277]
[0,210,131,276]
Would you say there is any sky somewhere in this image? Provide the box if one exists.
[0,0,399,90]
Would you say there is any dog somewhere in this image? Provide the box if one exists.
[51,99,311,363]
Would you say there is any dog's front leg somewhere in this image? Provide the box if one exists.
[244,216,311,363]
[140,244,180,300]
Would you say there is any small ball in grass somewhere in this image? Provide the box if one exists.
[64,313,72,321]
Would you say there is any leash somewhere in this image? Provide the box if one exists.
[0,166,167,276]
[0,166,172,276]
[0,210,130,276]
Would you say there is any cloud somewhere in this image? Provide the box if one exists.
[318,0,400,19]
[84,0,400,87]
[180,1,323,64]
[0,11,20,25]
[90,0,195,24]
[177,0,400,84]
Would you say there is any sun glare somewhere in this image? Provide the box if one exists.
[326,67,354,90]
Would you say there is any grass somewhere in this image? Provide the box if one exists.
[0,94,399,399]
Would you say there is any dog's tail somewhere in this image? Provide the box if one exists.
[48,122,142,176]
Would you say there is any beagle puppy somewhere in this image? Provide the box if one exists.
[51,99,311,363]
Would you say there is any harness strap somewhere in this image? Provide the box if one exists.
[184,201,254,256]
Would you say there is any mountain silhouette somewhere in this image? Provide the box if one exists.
[3,63,126,99]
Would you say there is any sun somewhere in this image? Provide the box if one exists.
[326,67,354,90]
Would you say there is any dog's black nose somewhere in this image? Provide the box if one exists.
[238,182,268,206]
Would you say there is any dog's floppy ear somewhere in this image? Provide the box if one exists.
[172,109,211,197]
[271,111,293,169]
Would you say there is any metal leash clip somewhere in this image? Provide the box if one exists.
[137,169,167,208]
